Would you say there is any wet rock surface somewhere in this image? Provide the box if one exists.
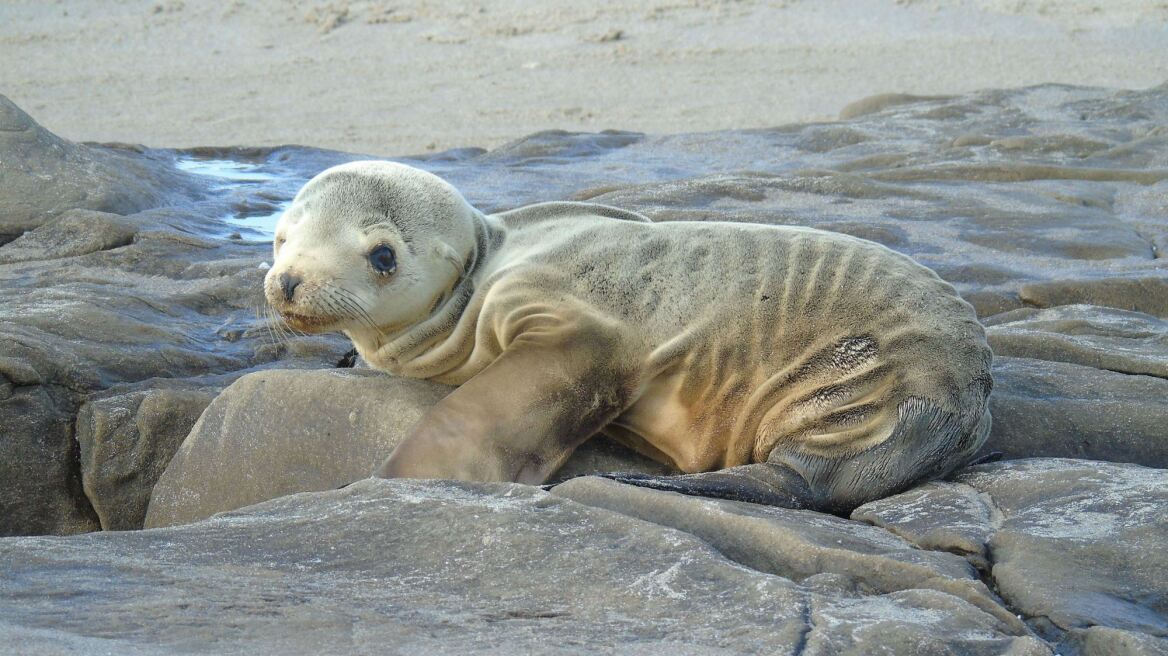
[2,84,1167,652]
[854,459,1168,654]
[4,462,1163,655]
[2,477,1052,656]
[985,357,1168,465]
[0,97,201,241]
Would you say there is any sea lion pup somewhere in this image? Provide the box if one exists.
[264,161,992,514]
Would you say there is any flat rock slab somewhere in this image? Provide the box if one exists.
[985,357,1168,466]
[854,459,1168,654]
[986,305,1168,379]
[6,457,1164,655]
[2,476,1050,656]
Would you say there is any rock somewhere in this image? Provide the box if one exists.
[0,209,139,264]
[0,98,355,535]
[854,459,1168,653]
[1074,627,1168,656]
[838,92,954,120]
[143,369,447,528]
[986,305,1168,378]
[0,478,1052,654]
[76,384,222,531]
[551,477,1023,634]
[1019,277,1168,320]
[145,369,670,529]
[849,481,998,570]
[0,79,1164,653]
[550,434,675,483]
[0,93,199,240]
[986,357,1168,467]
[0,372,99,536]
[966,460,1168,643]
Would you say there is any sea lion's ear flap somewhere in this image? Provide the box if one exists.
[436,242,465,277]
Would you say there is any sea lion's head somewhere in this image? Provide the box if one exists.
[264,161,479,338]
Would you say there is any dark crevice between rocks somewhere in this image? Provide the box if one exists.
[482,609,570,623]
[848,518,1002,603]
[970,491,1065,647]
[1025,614,1071,647]
[792,592,814,656]
[337,348,359,368]
[848,483,1039,642]
[67,412,102,531]
[1132,229,1161,259]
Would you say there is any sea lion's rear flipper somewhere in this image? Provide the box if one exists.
[594,399,993,515]
[594,463,816,510]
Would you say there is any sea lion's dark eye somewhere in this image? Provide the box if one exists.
[369,244,396,275]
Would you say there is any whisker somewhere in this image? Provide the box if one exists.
[261,304,283,345]
[267,305,294,343]
[332,294,377,332]
[324,283,381,333]
[261,306,279,346]
[331,287,380,333]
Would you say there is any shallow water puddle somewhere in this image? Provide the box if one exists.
[224,199,291,238]
[175,158,279,182]
[176,157,300,239]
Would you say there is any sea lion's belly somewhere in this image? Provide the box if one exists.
[605,368,737,474]
[606,331,906,473]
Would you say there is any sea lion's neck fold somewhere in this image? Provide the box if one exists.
[363,209,498,378]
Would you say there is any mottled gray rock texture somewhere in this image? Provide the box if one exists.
[854,459,1168,655]
[986,305,1168,378]
[5,460,1161,654]
[0,95,352,536]
[77,383,222,531]
[144,369,449,528]
[986,357,1168,465]
[2,476,1054,656]
[0,95,200,240]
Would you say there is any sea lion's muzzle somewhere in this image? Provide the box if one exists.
[278,271,303,302]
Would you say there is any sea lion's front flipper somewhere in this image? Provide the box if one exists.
[374,321,634,485]
[594,463,817,510]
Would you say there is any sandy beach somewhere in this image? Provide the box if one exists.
[2,0,1166,156]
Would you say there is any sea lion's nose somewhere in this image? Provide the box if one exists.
[279,272,302,302]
